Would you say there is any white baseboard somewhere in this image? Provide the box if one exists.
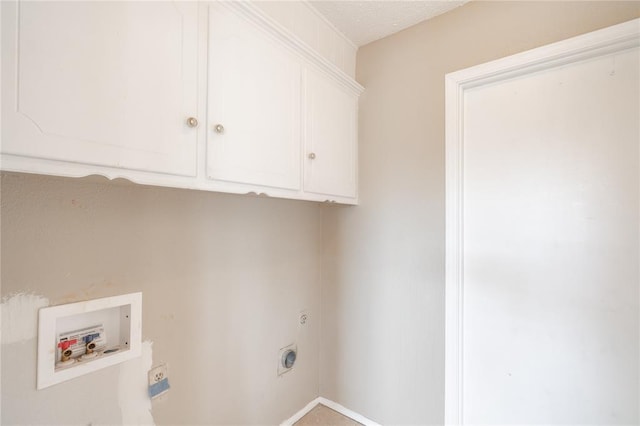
[317,397,381,426]
[280,397,323,426]
[280,396,381,426]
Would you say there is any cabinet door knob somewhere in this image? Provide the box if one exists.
[186,117,199,128]
[308,153,316,160]
[214,124,225,134]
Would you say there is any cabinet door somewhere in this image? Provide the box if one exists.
[207,3,301,191]
[303,69,358,199]
[1,1,199,177]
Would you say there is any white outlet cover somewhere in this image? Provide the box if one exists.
[148,363,168,386]
[148,362,170,400]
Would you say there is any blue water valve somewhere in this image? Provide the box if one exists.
[84,333,100,344]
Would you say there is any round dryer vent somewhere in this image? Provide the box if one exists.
[282,349,297,369]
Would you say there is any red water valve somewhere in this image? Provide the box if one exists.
[58,339,77,362]
[57,339,77,351]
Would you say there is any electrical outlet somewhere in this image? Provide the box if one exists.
[148,363,168,386]
[148,363,170,399]
[299,310,309,326]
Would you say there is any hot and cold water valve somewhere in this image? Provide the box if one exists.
[55,325,111,368]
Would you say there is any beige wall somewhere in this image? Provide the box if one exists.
[320,1,640,424]
[1,172,322,425]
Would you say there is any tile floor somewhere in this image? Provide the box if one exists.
[294,404,362,426]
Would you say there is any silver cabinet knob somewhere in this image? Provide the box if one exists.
[308,153,316,160]
[214,124,225,134]
[186,117,199,128]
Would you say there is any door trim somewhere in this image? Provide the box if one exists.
[444,18,640,425]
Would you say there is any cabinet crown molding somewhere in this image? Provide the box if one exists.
[219,1,365,96]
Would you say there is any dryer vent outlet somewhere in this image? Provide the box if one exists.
[277,344,297,376]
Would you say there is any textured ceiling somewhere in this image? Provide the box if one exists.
[310,1,468,47]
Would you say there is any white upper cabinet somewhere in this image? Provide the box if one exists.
[1,1,199,177]
[1,1,364,204]
[303,68,358,199]
[207,3,301,191]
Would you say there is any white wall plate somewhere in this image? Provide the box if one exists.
[37,292,142,390]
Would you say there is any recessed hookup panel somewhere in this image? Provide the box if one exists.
[37,292,142,390]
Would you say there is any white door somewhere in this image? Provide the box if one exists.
[207,3,301,191]
[445,21,639,425]
[303,68,358,199]
[1,1,199,176]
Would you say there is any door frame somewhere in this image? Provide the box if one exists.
[444,18,640,425]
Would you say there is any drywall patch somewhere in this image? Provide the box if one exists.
[1,293,50,344]
[119,340,155,425]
